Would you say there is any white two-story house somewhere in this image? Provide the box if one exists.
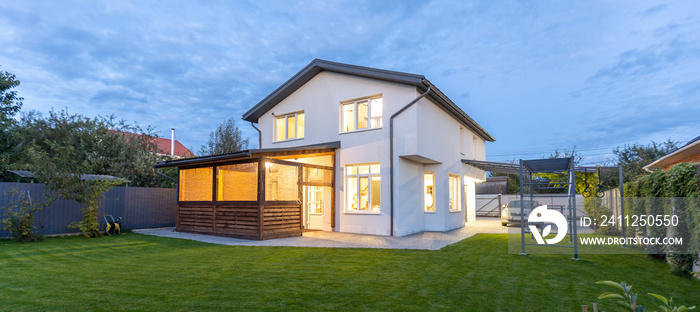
[155,59,495,240]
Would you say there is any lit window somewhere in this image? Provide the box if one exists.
[449,174,461,212]
[346,163,380,213]
[265,161,299,201]
[341,96,382,132]
[217,163,257,201]
[274,112,304,142]
[424,172,435,212]
[179,167,213,201]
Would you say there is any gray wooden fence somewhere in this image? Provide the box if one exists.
[0,182,176,238]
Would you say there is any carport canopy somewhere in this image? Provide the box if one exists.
[462,158,574,175]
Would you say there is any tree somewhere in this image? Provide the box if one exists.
[613,140,680,183]
[0,66,23,118]
[199,117,249,156]
[11,109,175,187]
[0,66,24,179]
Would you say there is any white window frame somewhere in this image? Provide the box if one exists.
[449,174,462,212]
[340,95,382,133]
[424,172,436,213]
[345,163,381,214]
[307,186,323,215]
[273,111,304,142]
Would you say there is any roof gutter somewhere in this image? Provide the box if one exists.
[389,81,431,236]
[152,165,176,183]
[153,151,252,168]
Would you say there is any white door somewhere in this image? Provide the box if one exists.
[305,186,324,230]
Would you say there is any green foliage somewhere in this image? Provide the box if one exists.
[596,280,696,312]
[10,109,175,187]
[622,163,700,276]
[67,180,123,238]
[646,172,668,257]
[198,117,248,156]
[665,164,699,277]
[1,188,40,242]
[596,280,642,312]
[28,146,125,238]
[0,66,24,178]
[614,140,680,183]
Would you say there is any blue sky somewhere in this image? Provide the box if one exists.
[1,0,699,165]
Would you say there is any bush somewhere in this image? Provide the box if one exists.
[1,188,40,242]
[623,163,700,276]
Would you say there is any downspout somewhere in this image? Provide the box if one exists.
[389,81,432,236]
[152,165,176,183]
[250,121,262,149]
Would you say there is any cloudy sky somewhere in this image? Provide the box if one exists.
[1,0,698,165]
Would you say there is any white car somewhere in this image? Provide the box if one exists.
[500,200,540,226]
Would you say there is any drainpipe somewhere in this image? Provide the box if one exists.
[389,81,432,236]
[250,121,262,149]
[152,165,176,183]
[170,128,175,157]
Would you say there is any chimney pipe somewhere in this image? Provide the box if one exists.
[170,128,175,157]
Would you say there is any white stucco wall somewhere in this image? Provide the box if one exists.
[256,71,488,236]
[391,92,486,236]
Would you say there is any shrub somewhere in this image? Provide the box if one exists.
[1,188,41,242]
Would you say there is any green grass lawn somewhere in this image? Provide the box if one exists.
[1,233,697,311]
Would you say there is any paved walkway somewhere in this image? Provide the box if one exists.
[134,218,509,250]
[134,217,593,250]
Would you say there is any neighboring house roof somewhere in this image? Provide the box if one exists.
[110,130,196,157]
[242,59,495,142]
[644,135,700,171]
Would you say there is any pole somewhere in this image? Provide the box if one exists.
[170,128,175,157]
[619,164,626,247]
[572,157,578,260]
[519,159,525,255]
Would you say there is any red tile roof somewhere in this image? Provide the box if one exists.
[109,130,195,157]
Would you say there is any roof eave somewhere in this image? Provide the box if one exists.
[643,139,700,171]
[242,59,426,123]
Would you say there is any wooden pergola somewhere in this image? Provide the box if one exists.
[154,143,336,240]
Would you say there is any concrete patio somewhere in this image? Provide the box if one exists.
[134,217,595,250]
[134,217,509,250]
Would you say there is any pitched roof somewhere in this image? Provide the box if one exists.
[110,130,195,157]
[644,135,700,171]
[242,59,495,142]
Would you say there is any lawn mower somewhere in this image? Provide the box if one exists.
[104,215,123,235]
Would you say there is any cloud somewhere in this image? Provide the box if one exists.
[1,0,699,155]
[638,4,667,16]
[588,37,698,81]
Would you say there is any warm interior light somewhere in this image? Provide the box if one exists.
[265,162,273,169]
[425,194,433,208]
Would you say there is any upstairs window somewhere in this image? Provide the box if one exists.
[341,96,382,133]
[274,112,304,142]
